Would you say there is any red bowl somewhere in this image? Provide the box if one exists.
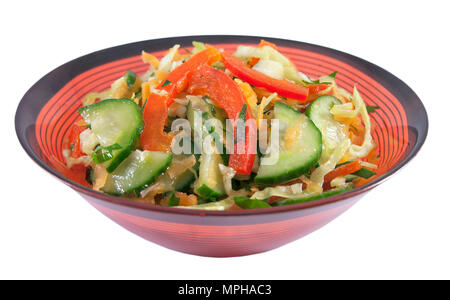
[15,35,428,257]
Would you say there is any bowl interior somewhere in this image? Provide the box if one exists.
[15,36,428,212]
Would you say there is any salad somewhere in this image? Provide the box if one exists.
[63,40,379,210]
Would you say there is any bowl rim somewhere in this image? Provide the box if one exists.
[15,34,429,216]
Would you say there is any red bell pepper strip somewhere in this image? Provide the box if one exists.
[61,124,88,184]
[157,47,222,106]
[308,83,331,95]
[66,124,85,158]
[52,156,89,187]
[140,93,173,152]
[140,48,222,151]
[188,64,256,174]
[221,52,309,101]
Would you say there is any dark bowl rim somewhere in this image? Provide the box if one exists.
[15,34,428,216]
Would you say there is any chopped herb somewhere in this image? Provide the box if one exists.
[86,167,95,185]
[124,70,137,87]
[234,196,271,209]
[352,167,376,179]
[209,105,216,117]
[366,105,380,113]
[350,124,359,132]
[201,112,210,119]
[205,124,215,134]
[234,103,248,144]
[161,79,171,87]
[197,197,213,204]
[302,79,331,85]
[238,103,247,121]
[183,47,192,54]
[328,71,338,78]
[150,72,155,77]
[92,143,122,164]
[336,160,353,168]
[202,95,212,104]
[132,88,142,100]
[93,143,122,153]
[168,192,180,207]
[141,98,148,113]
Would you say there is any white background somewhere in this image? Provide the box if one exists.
[1,0,448,279]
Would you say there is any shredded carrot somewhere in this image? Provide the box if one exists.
[248,57,260,67]
[353,177,371,188]
[337,151,354,165]
[366,145,381,165]
[334,114,365,146]
[141,51,160,68]
[154,70,169,83]
[141,82,150,103]
[229,204,244,210]
[324,160,362,183]
[176,192,198,206]
[235,78,258,108]
[253,86,282,101]
[75,119,88,127]
[258,39,278,49]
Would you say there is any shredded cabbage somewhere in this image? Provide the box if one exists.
[140,181,167,199]
[150,87,169,97]
[79,128,98,155]
[167,155,197,179]
[252,59,284,80]
[170,60,183,72]
[93,164,107,191]
[330,102,358,118]
[218,163,236,195]
[314,106,349,163]
[178,196,235,210]
[158,44,180,72]
[234,45,302,83]
[251,183,303,200]
[348,87,376,158]
[330,176,346,188]
[309,138,351,191]
[360,161,378,169]
[298,71,311,83]
[62,150,92,168]
[257,92,277,128]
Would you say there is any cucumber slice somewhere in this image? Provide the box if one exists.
[255,102,322,185]
[305,95,347,162]
[172,153,200,192]
[102,150,172,195]
[78,99,144,173]
[305,95,341,128]
[195,149,225,198]
[186,97,227,157]
[186,98,226,199]
[271,185,353,207]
